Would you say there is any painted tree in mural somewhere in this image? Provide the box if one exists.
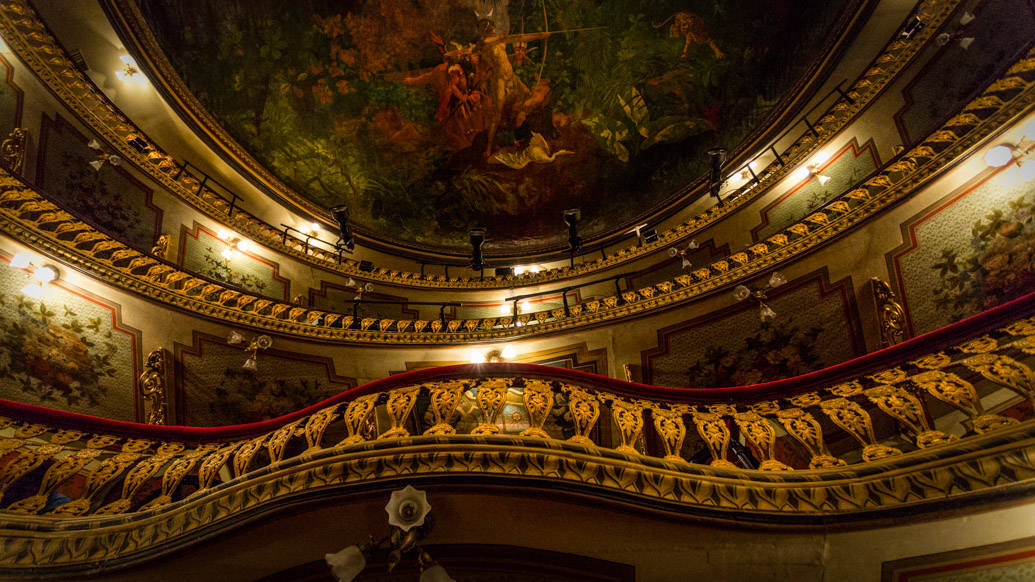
[931,191,1035,320]
[141,0,846,250]
[684,318,824,387]
[208,369,334,424]
[0,294,118,407]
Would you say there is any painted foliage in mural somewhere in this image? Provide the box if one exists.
[752,139,879,241]
[882,536,1035,582]
[139,0,852,252]
[36,116,162,252]
[642,272,861,388]
[179,224,289,300]
[0,257,138,420]
[894,169,1035,334]
[894,0,1035,145]
[177,335,354,426]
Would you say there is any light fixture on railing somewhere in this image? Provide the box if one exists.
[733,271,787,322]
[86,139,121,171]
[325,486,453,582]
[935,11,976,49]
[114,55,147,85]
[8,252,59,299]
[227,330,273,370]
[667,239,699,270]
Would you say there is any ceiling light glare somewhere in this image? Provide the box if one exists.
[811,151,830,166]
[236,239,254,253]
[309,222,321,234]
[32,265,58,283]
[217,229,231,240]
[792,166,811,182]
[984,145,1015,167]
[468,350,485,364]
[499,303,513,316]
[220,248,234,260]
[500,345,517,360]
[20,283,43,299]
[10,252,32,269]
[528,265,540,274]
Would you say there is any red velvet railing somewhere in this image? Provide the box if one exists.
[3,289,1034,441]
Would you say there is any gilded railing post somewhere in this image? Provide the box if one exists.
[138,348,169,425]
[0,442,61,504]
[519,379,554,438]
[818,398,902,462]
[471,378,508,435]
[960,353,1035,407]
[564,385,600,447]
[423,381,467,436]
[910,370,1018,434]
[302,404,341,452]
[51,451,141,516]
[774,408,845,468]
[96,442,185,515]
[4,448,102,513]
[690,405,736,470]
[863,385,957,448]
[150,233,170,259]
[610,397,646,455]
[338,393,379,446]
[0,127,27,176]
[733,411,791,471]
[379,387,420,439]
[871,277,907,347]
[652,406,688,462]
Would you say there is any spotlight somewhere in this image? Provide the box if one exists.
[707,147,727,205]
[900,11,924,39]
[331,205,355,251]
[469,228,487,271]
[495,266,514,277]
[984,145,1015,168]
[563,208,582,255]
[127,136,150,153]
[358,260,374,272]
[641,228,658,245]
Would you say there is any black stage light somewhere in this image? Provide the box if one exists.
[331,205,355,251]
[707,147,727,205]
[563,208,582,254]
[358,260,374,272]
[641,228,658,244]
[127,136,150,152]
[495,267,514,277]
[469,228,487,271]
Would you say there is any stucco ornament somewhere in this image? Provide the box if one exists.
[385,485,431,532]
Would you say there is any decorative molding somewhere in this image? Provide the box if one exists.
[0,0,960,289]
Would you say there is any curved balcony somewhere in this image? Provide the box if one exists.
[2,290,1034,576]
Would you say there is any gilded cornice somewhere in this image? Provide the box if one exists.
[0,0,959,290]
[0,44,1031,345]
[1,313,1034,575]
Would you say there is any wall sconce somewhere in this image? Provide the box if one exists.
[217,229,255,259]
[9,252,59,299]
[325,486,453,582]
[733,271,787,322]
[469,345,517,364]
[227,330,273,370]
[86,139,121,171]
[667,239,699,270]
[936,11,976,49]
[115,55,147,85]
[985,126,1035,180]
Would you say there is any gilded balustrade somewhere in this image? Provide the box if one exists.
[2,311,1035,575]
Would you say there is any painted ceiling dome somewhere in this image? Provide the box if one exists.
[137,0,854,254]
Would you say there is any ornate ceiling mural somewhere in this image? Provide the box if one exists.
[137,0,851,253]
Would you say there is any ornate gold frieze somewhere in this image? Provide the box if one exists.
[0,0,957,290]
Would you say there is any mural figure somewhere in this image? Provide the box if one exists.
[654,11,725,59]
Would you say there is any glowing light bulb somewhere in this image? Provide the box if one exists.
[217,229,231,240]
[500,345,517,360]
[817,174,831,185]
[984,145,1015,168]
[792,166,811,182]
[10,253,32,269]
[220,248,234,260]
[236,239,254,253]
[309,222,321,234]
[528,265,540,274]
[499,303,512,316]
[811,150,830,165]
[32,265,57,283]
[468,350,485,364]
[513,266,526,275]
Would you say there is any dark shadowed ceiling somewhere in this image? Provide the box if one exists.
[137,0,854,254]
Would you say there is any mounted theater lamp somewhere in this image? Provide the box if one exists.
[707,147,727,205]
[563,208,582,266]
[331,205,355,252]
[325,486,453,582]
[733,271,787,322]
[984,122,1035,180]
[227,330,273,371]
[469,228,487,272]
[86,139,121,171]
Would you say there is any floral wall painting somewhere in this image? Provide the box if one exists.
[641,270,862,388]
[0,253,139,421]
[36,115,163,252]
[751,138,879,241]
[0,53,24,138]
[893,0,1035,146]
[138,0,856,253]
[175,333,356,426]
[178,223,290,300]
[891,167,1035,336]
